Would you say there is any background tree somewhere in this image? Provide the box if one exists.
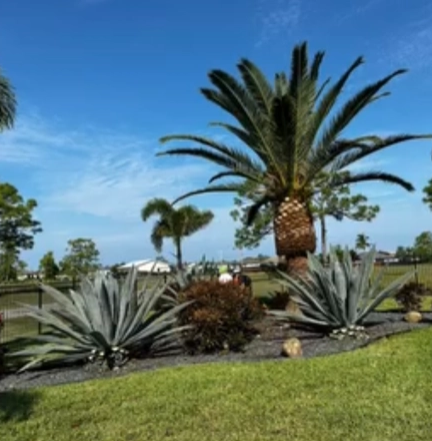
[355,233,371,252]
[395,245,414,263]
[60,238,100,278]
[141,198,214,269]
[230,172,379,263]
[422,178,432,211]
[413,231,432,262]
[312,172,379,262]
[158,41,431,274]
[39,251,60,280]
[0,68,16,131]
[0,183,42,282]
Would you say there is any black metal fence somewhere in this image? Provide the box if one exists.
[1,262,431,345]
[0,281,75,344]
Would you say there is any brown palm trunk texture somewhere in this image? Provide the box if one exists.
[273,197,316,276]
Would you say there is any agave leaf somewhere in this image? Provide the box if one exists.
[268,310,330,328]
[68,289,93,329]
[356,247,377,305]
[122,300,192,348]
[276,274,335,321]
[357,270,415,322]
[39,283,76,309]
[307,252,342,320]
[12,267,185,371]
[22,305,91,346]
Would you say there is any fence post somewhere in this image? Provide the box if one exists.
[413,254,419,285]
[37,285,43,335]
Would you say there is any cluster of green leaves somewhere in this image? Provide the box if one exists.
[39,251,60,280]
[395,231,432,263]
[0,183,42,282]
[59,238,100,279]
[13,268,191,371]
[270,247,414,336]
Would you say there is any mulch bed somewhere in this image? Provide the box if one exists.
[1,311,431,392]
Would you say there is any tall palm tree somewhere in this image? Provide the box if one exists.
[355,233,370,252]
[157,42,432,274]
[0,68,16,130]
[141,198,214,269]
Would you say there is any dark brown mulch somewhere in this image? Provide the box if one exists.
[1,311,431,392]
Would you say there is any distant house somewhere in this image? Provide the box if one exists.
[118,259,172,274]
[358,250,399,264]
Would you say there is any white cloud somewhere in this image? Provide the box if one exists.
[255,0,301,47]
[380,7,432,70]
[1,113,244,267]
[333,0,385,25]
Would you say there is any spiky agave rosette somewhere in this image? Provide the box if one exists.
[268,247,415,338]
[12,267,193,371]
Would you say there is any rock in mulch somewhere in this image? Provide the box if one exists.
[281,338,303,358]
[404,311,422,323]
[1,311,431,392]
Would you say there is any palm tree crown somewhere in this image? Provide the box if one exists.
[141,198,214,269]
[156,41,432,273]
[0,68,16,131]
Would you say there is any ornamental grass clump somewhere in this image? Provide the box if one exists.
[13,267,191,371]
[269,247,414,338]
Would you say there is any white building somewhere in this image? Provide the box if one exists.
[118,259,172,274]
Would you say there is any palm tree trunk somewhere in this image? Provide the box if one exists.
[174,238,183,270]
[319,214,327,265]
[273,197,316,275]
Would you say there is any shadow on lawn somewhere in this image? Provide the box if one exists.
[0,389,40,423]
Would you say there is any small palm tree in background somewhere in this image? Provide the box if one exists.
[141,198,214,269]
[157,41,431,275]
[0,68,16,130]
[355,233,370,252]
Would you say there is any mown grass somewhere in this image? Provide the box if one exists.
[1,327,432,441]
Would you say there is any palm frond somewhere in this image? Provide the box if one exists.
[171,183,247,205]
[150,221,168,252]
[237,58,273,115]
[246,195,273,226]
[304,56,364,154]
[208,170,262,184]
[271,94,296,188]
[141,198,173,221]
[158,135,264,174]
[330,134,432,172]
[313,68,407,163]
[0,70,16,130]
[330,171,415,192]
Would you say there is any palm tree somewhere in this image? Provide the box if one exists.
[0,68,16,130]
[355,233,370,252]
[141,198,214,269]
[157,42,432,274]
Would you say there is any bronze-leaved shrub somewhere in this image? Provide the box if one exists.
[178,280,263,354]
[395,282,430,312]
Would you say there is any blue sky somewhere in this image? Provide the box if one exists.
[1,0,432,268]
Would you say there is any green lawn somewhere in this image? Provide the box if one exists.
[1,327,432,441]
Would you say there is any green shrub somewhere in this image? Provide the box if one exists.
[178,280,263,353]
[13,268,191,371]
[269,247,414,339]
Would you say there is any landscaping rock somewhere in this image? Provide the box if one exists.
[286,298,302,316]
[404,311,422,323]
[281,338,303,358]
